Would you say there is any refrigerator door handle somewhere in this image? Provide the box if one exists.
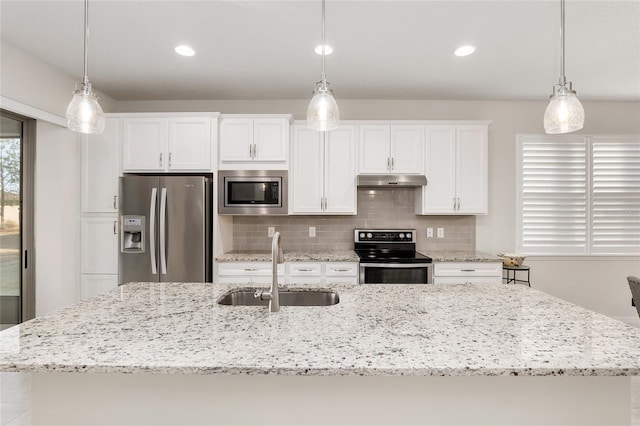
[149,188,158,275]
[159,187,168,275]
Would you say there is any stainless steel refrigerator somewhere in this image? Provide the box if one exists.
[118,175,212,284]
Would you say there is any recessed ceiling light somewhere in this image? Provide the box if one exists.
[314,44,333,55]
[454,45,476,57]
[174,45,195,57]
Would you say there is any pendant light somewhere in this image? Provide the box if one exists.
[307,0,339,131]
[543,0,584,134]
[66,0,105,134]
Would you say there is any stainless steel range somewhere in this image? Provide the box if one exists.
[354,229,433,284]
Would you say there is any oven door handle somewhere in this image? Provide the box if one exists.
[359,263,433,268]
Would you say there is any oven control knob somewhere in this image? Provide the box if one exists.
[366,233,372,239]
[405,232,412,240]
[359,232,365,239]
[399,233,405,239]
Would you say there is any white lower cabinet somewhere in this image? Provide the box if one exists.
[80,274,118,300]
[324,263,359,285]
[432,262,502,285]
[80,215,119,300]
[216,261,358,285]
[216,262,285,285]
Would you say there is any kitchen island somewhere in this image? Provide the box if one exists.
[1,282,639,425]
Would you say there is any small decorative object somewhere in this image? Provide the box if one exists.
[498,253,526,267]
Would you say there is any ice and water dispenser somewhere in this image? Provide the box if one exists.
[121,216,145,253]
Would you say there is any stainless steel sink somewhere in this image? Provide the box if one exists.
[217,288,339,307]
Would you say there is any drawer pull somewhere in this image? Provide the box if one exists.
[297,268,314,272]
[333,268,351,272]
[461,269,476,272]
[244,268,258,272]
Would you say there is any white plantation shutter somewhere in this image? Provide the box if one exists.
[519,137,587,254]
[591,138,640,254]
[517,135,640,255]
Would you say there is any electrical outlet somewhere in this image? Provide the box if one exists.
[309,226,316,237]
[427,228,433,238]
[268,227,275,237]
[437,227,444,238]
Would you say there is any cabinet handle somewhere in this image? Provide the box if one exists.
[324,197,327,211]
[113,221,117,235]
[113,195,118,210]
[453,197,457,210]
[391,157,394,170]
[159,153,163,168]
[298,268,313,272]
[251,143,257,158]
[461,269,476,272]
[333,268,350,272]
[249,144,253,158]
[244,268,258,272]
[457,197,460,210]
[169,152,172,167]
[387,157,390,170]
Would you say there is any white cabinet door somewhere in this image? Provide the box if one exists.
[418,124,488,215]
[456,126,488,214]
[80,274,118,300]
[290,126,324,214]
[219,118,253,162]
[253,119,288,162]
[81,118,120,213]
[219,117,289,165]
[390,125,423,174]
[81,215,119,274]
[420,126,457,213]
[324,126,357,214]
[168,117,212,170]
[358,125,390,173]
[122,118,168,171]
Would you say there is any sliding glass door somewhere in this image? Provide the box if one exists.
[0,111,34,329]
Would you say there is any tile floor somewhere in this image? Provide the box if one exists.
[0,372,639,426]
[0,373,30,426]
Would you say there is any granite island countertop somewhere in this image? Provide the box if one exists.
[216,250,359,262]
[1,282,639,377]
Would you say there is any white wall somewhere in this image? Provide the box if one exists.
[34,122,81,316]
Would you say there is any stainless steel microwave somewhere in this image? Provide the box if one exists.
[218,170,288,215]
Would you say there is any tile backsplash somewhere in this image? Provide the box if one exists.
[232,189,475,253]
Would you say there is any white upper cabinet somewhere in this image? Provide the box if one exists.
[358,124,423,174]
[81,118,121,213]
[219,115,292,169]
[290,124,357,215]
[122,114,215,172]
[417,124,489,215]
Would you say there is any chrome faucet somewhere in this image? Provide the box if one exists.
[254,232,284,312]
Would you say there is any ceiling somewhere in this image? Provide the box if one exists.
[1,0,639,102]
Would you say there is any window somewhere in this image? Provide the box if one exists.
[517,135,640,255]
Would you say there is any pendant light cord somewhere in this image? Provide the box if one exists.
[559,0,565,84]
[321,0,326,84]
[83,0,89,85]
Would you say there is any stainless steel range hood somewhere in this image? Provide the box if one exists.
[357,174,427,188]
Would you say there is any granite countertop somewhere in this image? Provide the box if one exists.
[216,250,359,262]
[427,251,503,263]
[1,282,639,377]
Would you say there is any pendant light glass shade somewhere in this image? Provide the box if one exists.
[307,0,339,131]
[543,82,584,134]
[544,0,584,134]
[67,82,105,134]
[307,81,339,131]
[67,0,105,134]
